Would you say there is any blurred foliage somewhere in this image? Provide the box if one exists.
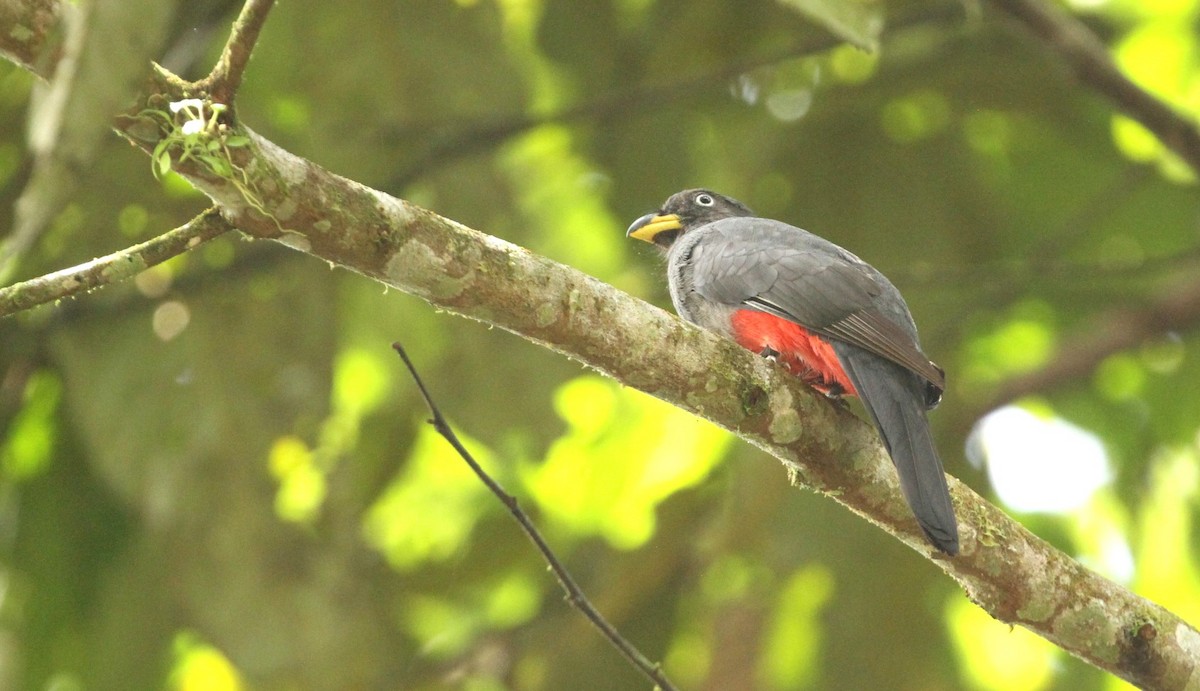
[0,0,1199,689]
[522,376,731,548]
[170,631,244,691]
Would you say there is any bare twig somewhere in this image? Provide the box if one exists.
[989,0,1200,172]
[198,0,276,105]
[391,342,678,691]
[0,2,1183,681]
[0,208,231,319]
[95,94,1200,682]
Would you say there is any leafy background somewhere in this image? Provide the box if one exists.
[1,0,1198,689]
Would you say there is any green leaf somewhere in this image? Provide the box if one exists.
[153,145,172,179]
[11,0,172,273]
[202,155,232,178]
[1,370,61,481]
[520,376,731,549]
[776,0,883,51]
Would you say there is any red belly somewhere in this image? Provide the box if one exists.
[730,309,857,397]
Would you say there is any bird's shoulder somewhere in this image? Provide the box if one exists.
[682,217,882,303]
[691,216,845,252]
[674,214,940,389]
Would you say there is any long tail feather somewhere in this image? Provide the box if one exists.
[833,344,959,554]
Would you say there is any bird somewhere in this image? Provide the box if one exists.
[627,189,959,555]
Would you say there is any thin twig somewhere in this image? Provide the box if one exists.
[391,342,678,691]
[199,0,276,105]
[0,208,231,319]
[95,74,1198,680]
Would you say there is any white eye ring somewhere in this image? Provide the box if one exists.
[695,193,715,206]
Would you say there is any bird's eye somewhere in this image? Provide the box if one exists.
[695,193,715,206]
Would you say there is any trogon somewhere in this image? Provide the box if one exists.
[627,189,959,555]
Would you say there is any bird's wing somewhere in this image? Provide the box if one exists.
[687,219,945,390]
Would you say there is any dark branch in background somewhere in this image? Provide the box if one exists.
[901,166,1159,292]
[196,0,275,105]
[953,0,1200,415]
[989,0,1200,173]
[0,208,231,319]
[391,343,679,691]
[971,278,1200,415]
[384,4,965,190]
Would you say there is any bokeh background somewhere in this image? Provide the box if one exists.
[1,0,1198,689]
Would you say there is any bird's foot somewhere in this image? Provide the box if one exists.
[825,393,850,411]
[806,378,849,409]
[759,346,781,363]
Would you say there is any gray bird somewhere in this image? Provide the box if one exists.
[627,189,958,555]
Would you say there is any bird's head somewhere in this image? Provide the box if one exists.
[626,189,754,249]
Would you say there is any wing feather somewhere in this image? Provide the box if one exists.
[686,218,944,391]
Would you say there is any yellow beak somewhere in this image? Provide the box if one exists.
[626,213,682,243]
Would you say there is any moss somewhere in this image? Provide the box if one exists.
[535,301,558,328]
[741,384,769,417]
[9,25,34,43]
[769,408,804,445]
[99,254,149,283]
[275,231,312,253]
[1056,600,1119,664]
[384,240,471,301]
[273,197,298,222]
[974,511,1003,548]
[1016,589,1056,624]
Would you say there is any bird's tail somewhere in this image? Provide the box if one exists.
[834,347,959,555]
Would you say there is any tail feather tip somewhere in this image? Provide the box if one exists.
[923,525,959,556]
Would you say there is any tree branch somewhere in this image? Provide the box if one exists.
[969,277,1200,417]
[392,343,678,691]
[196,0,275,106]
[99,93,1200,684]
[0,208,231,319]
[988,0,1200,172]
[3,1,1199,685]
[385,4,965,190]
[952,0,1200,416]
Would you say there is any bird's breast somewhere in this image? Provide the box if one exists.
[664,247,733,337]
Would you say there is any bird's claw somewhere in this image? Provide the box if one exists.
[759,346,781,363]
[825,392,850,410]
